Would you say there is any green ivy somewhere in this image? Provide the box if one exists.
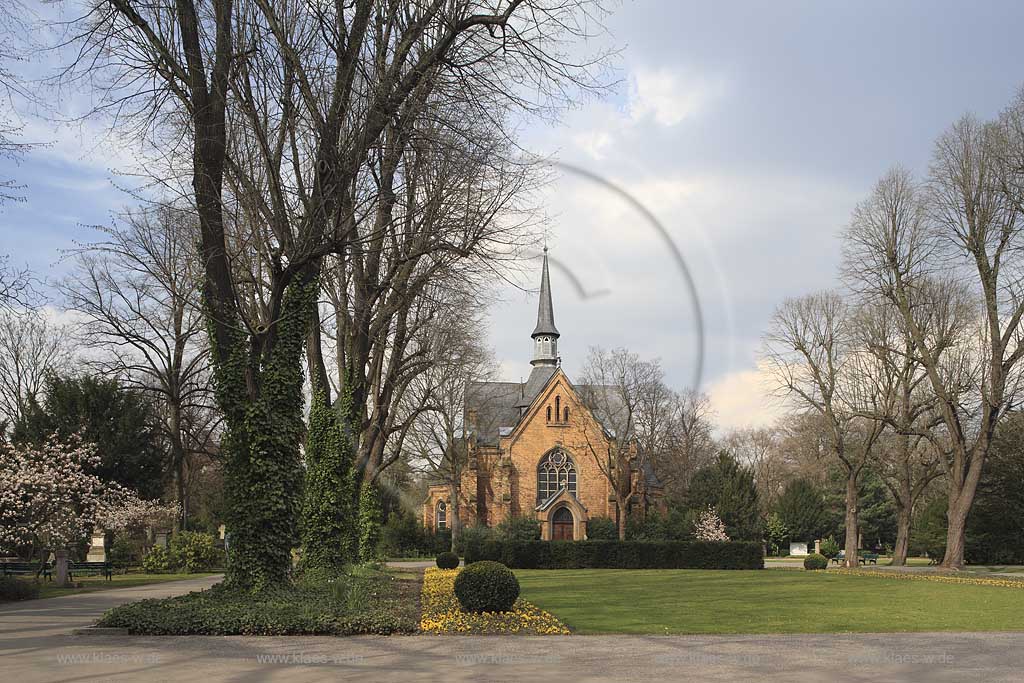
[207,280,315,590]
[300,382,356,573]
[358,479,383,562]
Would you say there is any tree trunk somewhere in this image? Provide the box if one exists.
[891,503,911,567]
[617,496,627,541]
[942,494,971,569]
[449,481,461,553]
[843,470,860,568]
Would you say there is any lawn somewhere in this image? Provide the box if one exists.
[515,569,1024,634]
[36,572,220,599]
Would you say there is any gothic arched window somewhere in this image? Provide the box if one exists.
[555,395,561,421]
[537,449,576,502]
[546,406,552,422]
[564,406,570,422]
[436,500,447,530]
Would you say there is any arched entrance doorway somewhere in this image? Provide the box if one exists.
[552,507,574,541]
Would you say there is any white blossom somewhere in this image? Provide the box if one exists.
[693,505,730,542]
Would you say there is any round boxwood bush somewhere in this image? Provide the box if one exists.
[453,560,520,613]
[436,551,460,569]
[803,553,828,570]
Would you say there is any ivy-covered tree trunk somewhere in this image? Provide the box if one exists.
[300,386,355,573]
[212,282,314,590]
[357,480,383,562]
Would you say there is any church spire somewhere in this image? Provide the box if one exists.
[531,247,560,367]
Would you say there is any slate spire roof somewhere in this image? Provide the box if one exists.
[531,248,559,338]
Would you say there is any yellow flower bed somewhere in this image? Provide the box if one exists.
[836,569,1024,589]
[419,568,570,635]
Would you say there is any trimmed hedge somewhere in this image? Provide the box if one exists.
[464,539,763,569]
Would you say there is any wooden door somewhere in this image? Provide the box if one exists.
[552,507,574,541]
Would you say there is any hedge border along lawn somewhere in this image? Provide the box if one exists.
[464,539,763,569]
[515,568,1024,634]
[420,568,569,635]
[96,565,420,635]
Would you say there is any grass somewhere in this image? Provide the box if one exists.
[97,565,421,635]
[515,569,1024,634]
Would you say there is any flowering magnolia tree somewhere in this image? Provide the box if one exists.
[98,485,179,532]
[0,436,105,556]
[693,506,730,542]
[0,435,175,559]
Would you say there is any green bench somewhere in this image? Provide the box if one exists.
[831,552,880,565]
[70,561,113,580]
[1,561,52,580]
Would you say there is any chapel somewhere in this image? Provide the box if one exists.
[423,250,664,540]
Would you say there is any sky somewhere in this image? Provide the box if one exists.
[4,1,1024,432]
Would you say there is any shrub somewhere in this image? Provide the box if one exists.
[586,516,618,540]
[108,534,137,570]
[803,553,828,570]
[465,539,764,569]
[454,524,494,557]
[453,561,520,613]
[142,545,173,573]
[380,513,424,557]
[0,576,40,601]
[379,513,452,558]
[496,515,540,541]
[169,531,222,572]
[98,566,420,635]
[436,551,460,569]
[819,536,841,560]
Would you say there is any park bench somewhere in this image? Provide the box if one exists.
[1,561,52,580]
[69,561,113,580]
[831,552,880,565]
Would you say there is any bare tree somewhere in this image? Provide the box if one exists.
[573,346,665,540]
[842,138,1024,567]
[850,300,944,565]
[0,0,38,205]
[61,205,217,529]
[64,0,610,586]
[0,309,69,432]
[722,426,791,514]
[644,388,715,503]
[403,292,496,548]
[761,292,888,566]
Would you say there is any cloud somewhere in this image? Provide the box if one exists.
[627,66,729,127]
[706,361,786,432]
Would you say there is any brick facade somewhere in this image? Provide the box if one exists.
[423,368,664,539]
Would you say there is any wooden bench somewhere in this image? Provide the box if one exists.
[1,561,52,580]
[69,561,113,580]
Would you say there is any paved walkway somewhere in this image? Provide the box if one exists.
[4,574,1024,681]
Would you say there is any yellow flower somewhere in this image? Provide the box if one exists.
[419,568,570,635]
